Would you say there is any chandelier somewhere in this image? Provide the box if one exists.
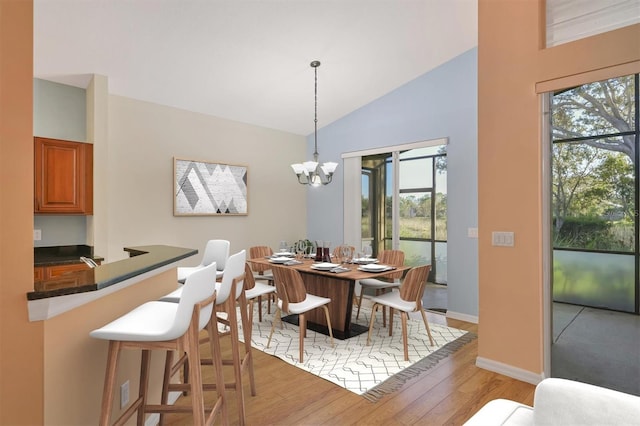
[291,60,338,186]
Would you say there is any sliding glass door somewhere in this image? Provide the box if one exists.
[361,144,447,283]
[551,73,639,314]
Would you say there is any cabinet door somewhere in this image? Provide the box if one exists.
[34,137,93,214]
[33,262,98,292]
[34,267,44,281]
[46,263,91,278]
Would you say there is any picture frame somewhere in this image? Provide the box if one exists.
[173,157,248,216]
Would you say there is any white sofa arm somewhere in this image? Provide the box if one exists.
[463,399,533,425]
[534,378,640,425]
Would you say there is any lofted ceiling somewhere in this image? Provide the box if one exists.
[34,0,477,136]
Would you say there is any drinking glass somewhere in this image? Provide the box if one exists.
[279,240,288,253]
[363,245,372,259]
[341,246,352,264]
[295,240,305,260]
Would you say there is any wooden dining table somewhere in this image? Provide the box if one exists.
[247,257,409,339]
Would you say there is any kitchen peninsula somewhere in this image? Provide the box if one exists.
[28,245,196,321]
[26,244,196,424]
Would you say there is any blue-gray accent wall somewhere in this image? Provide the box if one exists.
[305,48,478,317]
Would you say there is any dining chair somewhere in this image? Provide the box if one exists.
[177,239,230,284]
[356,249,405,324]
[366,264,434,361]
[248,245,275,284]
[243,262,277,323]
[249,245,276,314]
[90,262,227,426]
[267,265,334,362]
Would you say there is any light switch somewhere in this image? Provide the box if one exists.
[33,229,42,241]
[467,227,478,238]
[492,231,514,247]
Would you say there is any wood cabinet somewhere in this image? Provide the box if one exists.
[34,261,100,282]
[33,263,90,291]
[34,137,93,214]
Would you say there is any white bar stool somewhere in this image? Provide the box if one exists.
[177,239,230,284]
[160,249,255,426]
[90,262,227,426]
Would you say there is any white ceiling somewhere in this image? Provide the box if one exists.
[34,0,477,136]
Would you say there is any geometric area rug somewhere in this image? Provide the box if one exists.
[239,302,476,402]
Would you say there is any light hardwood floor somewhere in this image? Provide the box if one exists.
[164,313,535,425]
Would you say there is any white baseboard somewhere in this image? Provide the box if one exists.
[446,310,478,324]
[476,357,545,385]
[145,391,182,426]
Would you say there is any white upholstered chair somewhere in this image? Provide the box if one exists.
[464,378,640,426]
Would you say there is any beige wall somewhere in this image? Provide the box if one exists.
[478,0,640,376]
[103,95,308,263]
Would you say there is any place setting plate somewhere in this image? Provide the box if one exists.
[269,256,295,264]
[352,257,379,265]
[357,263,394,272]
[310,262,341,271]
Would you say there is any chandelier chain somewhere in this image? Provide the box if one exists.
[313,62,319,159]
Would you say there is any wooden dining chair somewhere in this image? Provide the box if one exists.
[249,245,277,314]
[366,264,434,361]
[267,265,334,362]
[249,245,275,284]
[356,249,405,324]
[243,262,276,323]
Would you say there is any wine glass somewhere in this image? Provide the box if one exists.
[363,245,372,260]
[341,245,352,264]
[295,240,305,260]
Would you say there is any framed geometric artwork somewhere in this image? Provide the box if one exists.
[174,157,248,216]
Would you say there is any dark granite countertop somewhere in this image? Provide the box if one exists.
[34,245,104,266]
[28,245,197,300]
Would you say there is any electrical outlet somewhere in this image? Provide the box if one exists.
[120,380,129,409]
[467,227,478,238]
[33,229,42,241]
